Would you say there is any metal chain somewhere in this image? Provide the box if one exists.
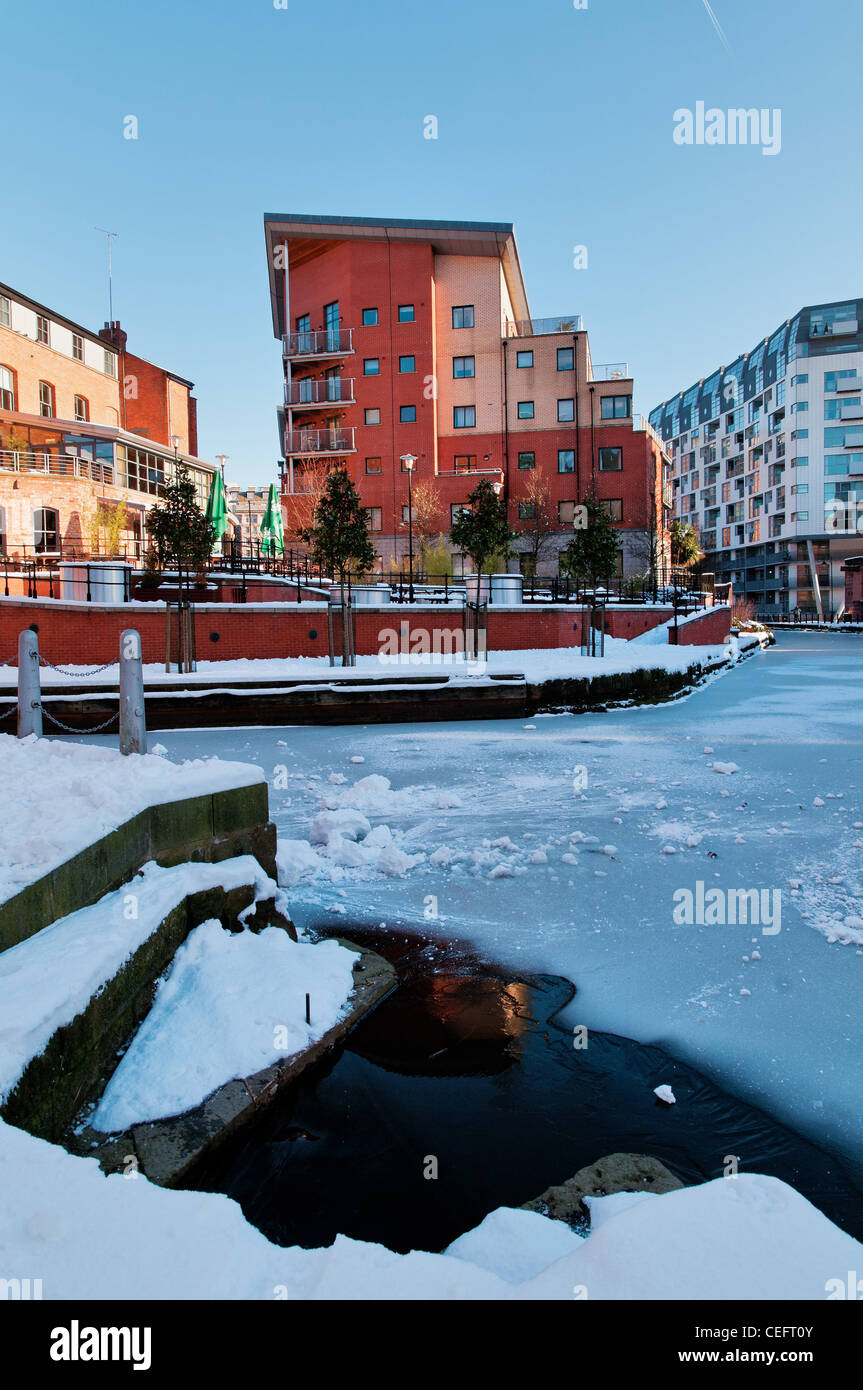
[0,705,15,722]
[0,654,18,667]
[42,707,119,734]
[38,656,118,677]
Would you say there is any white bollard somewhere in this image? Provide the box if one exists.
[119,629,147,755]
[17,629,42,738]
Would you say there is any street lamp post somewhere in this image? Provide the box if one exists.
[401,454,417,601]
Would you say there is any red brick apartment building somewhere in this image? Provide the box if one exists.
[264,214,671,576]
[0,282,215,561]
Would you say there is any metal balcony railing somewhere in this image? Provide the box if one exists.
[285,378,356,407]
[283,328,354,358]
[284,426,356,456]
[0,448,116,484]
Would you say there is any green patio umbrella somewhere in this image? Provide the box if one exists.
[205,470,228,553]
[259,482,285,557]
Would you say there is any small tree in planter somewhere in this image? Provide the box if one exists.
[669,518,701,569]
[145,464,215,599]
[559,493,621,592]
[448,479,514,591]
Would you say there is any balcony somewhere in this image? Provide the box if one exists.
[507,314,583,337]
[836,375,863,392]
[590,362,630,382]
[285,378,356,409]
[284,426,355,456]
[283,328,354,360]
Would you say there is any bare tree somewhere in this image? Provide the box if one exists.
[516,473,558,576]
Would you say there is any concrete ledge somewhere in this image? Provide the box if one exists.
[0,781,276,953]
[2,881,292,1143]
[70,940,397,1187]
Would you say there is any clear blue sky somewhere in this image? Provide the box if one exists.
[2,0,858,485]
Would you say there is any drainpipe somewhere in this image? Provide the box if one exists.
[588,385,596,486]
[573,333,581,498]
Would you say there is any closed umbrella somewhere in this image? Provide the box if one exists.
[260,482,285,557]
[205,470,228,554]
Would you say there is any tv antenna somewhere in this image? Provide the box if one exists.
[95,228,119,324]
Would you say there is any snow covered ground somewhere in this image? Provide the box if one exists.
[0,637,731,686]
[0,734,265,906]
[133,633,863,1184]
[0,1114,859,1298]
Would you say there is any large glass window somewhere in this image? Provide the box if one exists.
[39,381,55,417]
[454,455,476,473]
[34,507,59,553]
[324,301,340,330]
[600,394,631,419]
[452,305,474,329]
[518,451,535,470]
[0,365,14,409]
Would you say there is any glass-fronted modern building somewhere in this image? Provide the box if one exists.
[650,301,863,618]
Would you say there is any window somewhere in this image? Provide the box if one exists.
[0,296,9,328]
[453,405,476,428]
[74,395,89,422]
[398,305,415,323]
[792,373,808,386]
[517,401,534,419]
[324,301,339,330]
[558,398,574,422]
[296,313,311,333]
[367,507,382,532]
[600,394,631,419]
[517,451,535,470]
[104,349,117,377]
[451,503,470,523]
[0,365,14,409]
[518,501,536,520]
[365,457,382,473]
[558,449,575,473]
[825,398,860,419]
[599,447,622,471]
[557,347,574,371]
[364,358,380,376]
[33,507,59,553]
[399,355,415,373]
[400,405,416,423]
[791,401,808,413]
[516,350,534,369]
[362,308,378,326]
[558,500,578,523]
[365,407,381,425]
[0,505,5,555]
[39,380,55,417]
[36,315,49,345]
[71,333,84,362]
[452,305,474,329]
[454,455,476,473]
[602,498,623,521]
[453,356,475,378]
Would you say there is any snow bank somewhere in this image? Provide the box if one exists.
[0,857,288,1103]
[0,1119,857,1300]
[92,920,357,1131]
[0,734,265,906]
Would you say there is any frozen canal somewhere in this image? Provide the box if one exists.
[130,633,863,1182]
